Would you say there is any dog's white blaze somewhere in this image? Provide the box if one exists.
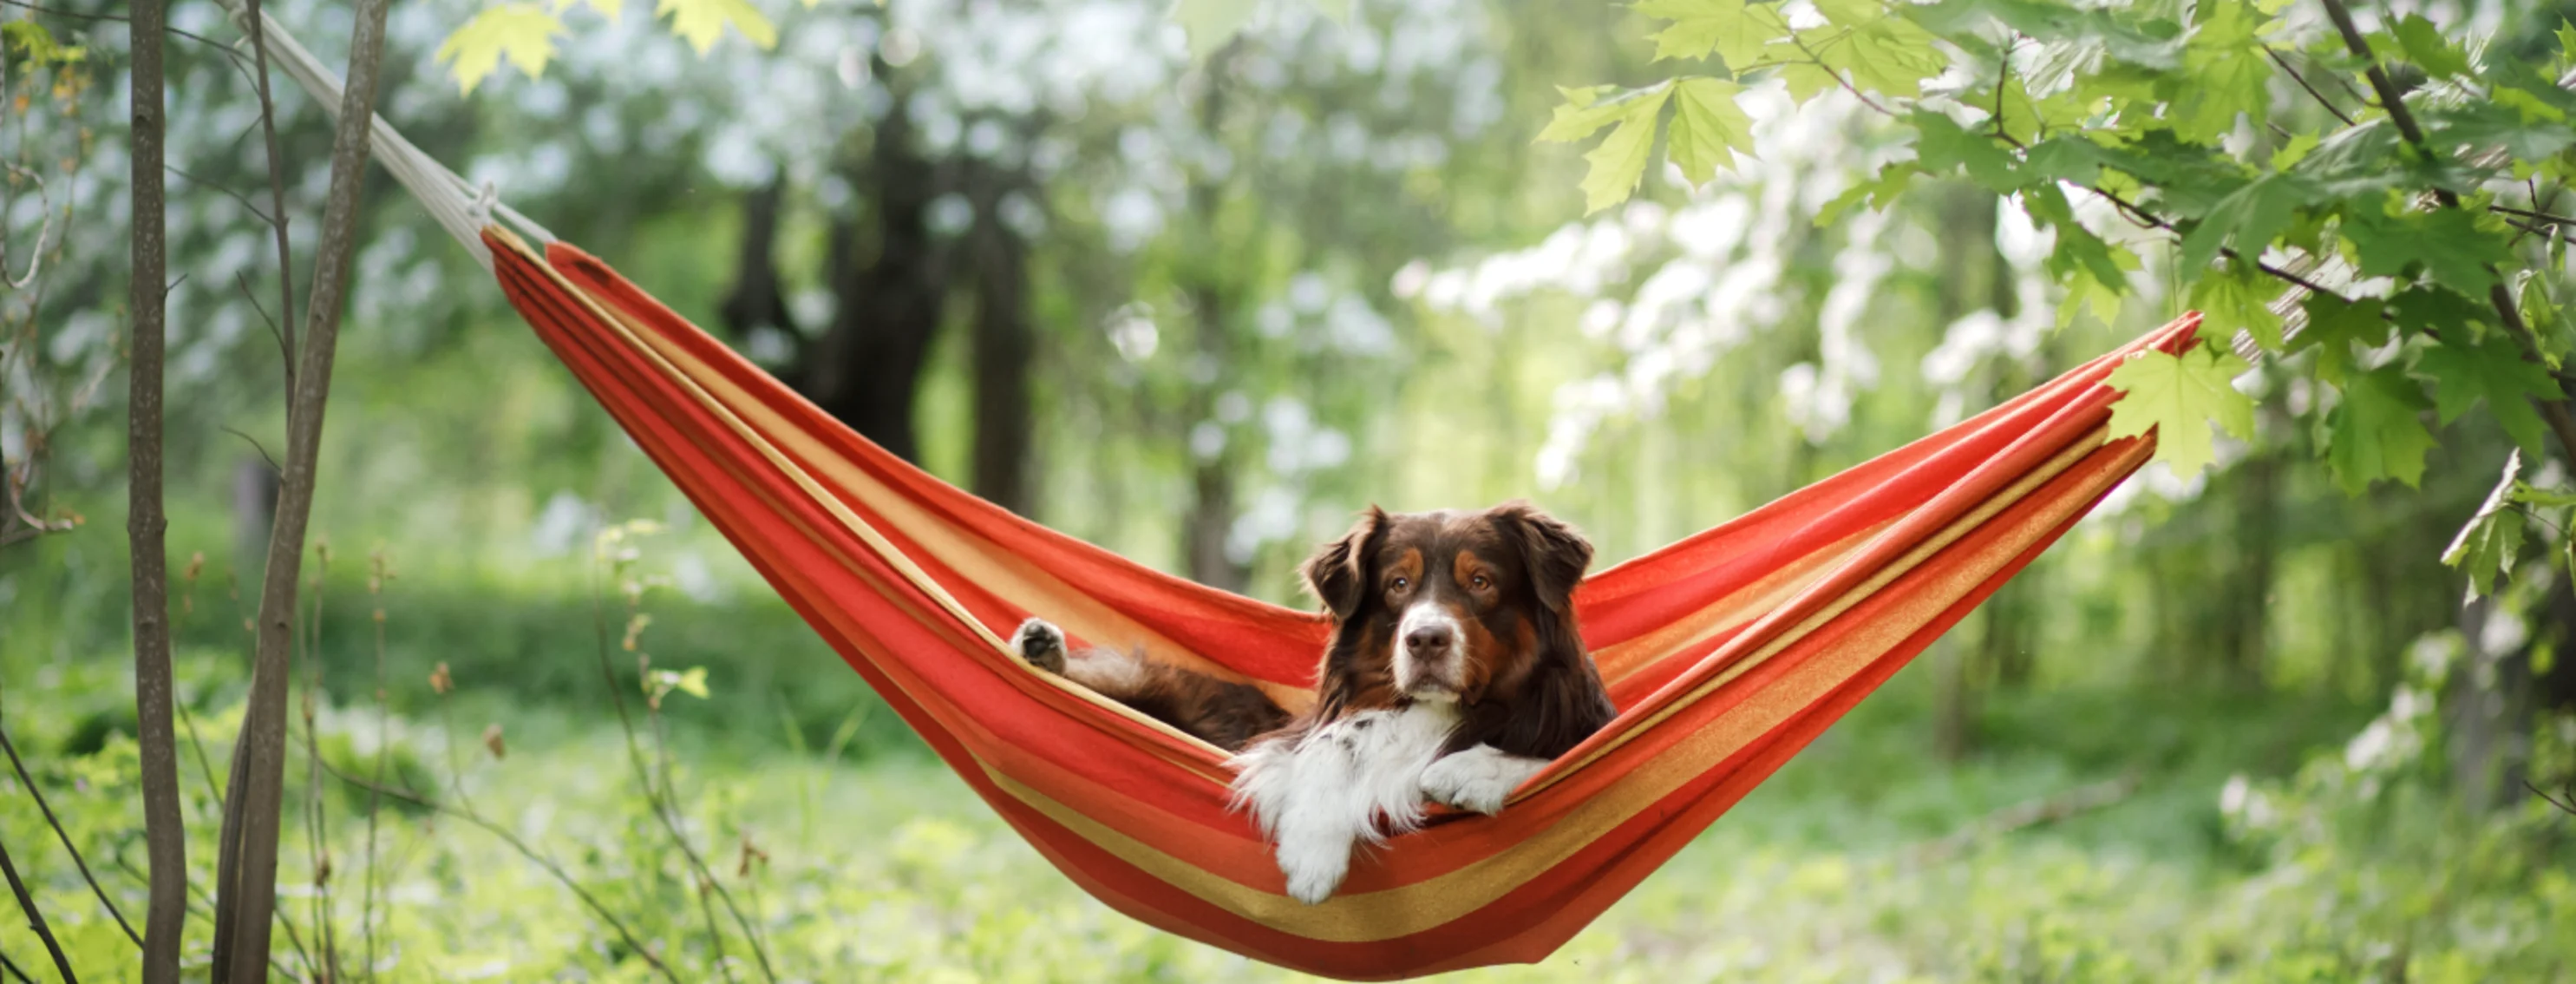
[1418,743,1549,815]
[1393,602,1464,696]
[1226,702,1461,904]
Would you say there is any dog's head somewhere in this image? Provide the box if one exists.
[1299,502,1592,710]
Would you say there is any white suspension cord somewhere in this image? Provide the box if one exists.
[212,0,556,273]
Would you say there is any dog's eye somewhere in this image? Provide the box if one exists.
[1390,576,1409,591]
[1471,574,1490,590]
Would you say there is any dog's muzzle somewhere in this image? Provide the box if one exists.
[1395,604,1467,700]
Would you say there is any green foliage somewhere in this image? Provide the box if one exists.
[436,4,566,95]
[2104,342,2253,476]
[1544,0,2576,542]
[1,20,83,67]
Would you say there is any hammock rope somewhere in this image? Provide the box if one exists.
[226,10,2203,979]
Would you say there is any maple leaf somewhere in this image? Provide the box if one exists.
[2392,14,2471,78]
[657,0,776,56]
[1667,77,1755,185]
[1578,86,1672,213]
[2177,174,2308,274]
[2414,335,2566,454]
[436,4,566,95]
[1808,0,1944,98]
[2344,206,2514,297]
[1637,0,1788,69]
[2442,449,2526,600]
[2325,364,2437,495]
[1912,109,2017,194]
[2187,260,2285,351]
[2288,293,2388,384]
[2105,342,2255,476]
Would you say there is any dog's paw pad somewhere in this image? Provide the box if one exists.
[1013,618,1067,673]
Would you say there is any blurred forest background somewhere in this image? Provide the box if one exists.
[3,0,2574,977]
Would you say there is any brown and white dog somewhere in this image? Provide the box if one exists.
[1015,502,1616,904]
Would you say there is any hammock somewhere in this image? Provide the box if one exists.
[227,6,2200,976]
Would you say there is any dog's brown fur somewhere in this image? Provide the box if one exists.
[1013,502,1613,761]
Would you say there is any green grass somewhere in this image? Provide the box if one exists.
[1,636,2566,982]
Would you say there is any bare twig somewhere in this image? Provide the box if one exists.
[240,0,299,387]
[2264,46,2356,126]
[2527,780,2576,816]
[590,546,779,981]
[164,165,275,226]
[363,554,390,982]
[127,0,190,974]
[0,824,75,981]
[212,0,395,976]
[0,164,54,289]
[0,723,140,944]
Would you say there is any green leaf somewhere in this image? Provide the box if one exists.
[1579,86,1674,214]
[1168,0,1255,61]
[1776,61,1843,102]
[1666,77,1755,185]
[1912,109,2017,194]
[2443,449,2526,600]
[1637,0,1790,68]
[436,4,566,95]
[2391,14,2470,79]
[2344,206,2513,296]
[2289,293,2388,384]
[2268,132,2318,170]
[2560,19,2576,69]
[2514,482,2576,509]
[1808,0,1945,97]
[1536,85,1637,143]
[1816,163,1919,226]
[2,21,82,66]
[2023,135,2107,186]
[2414,335,2566,454]
[2104,342,2255,476]
[2187,259,2285,350]
[2177,174,2308,274]
[1906,0,2181,69]
[657,0,775,55]
[1311,0,1350,24]
[2325,364,2437,495]
[2169,0,2269,143]
[2387,285,2491,339]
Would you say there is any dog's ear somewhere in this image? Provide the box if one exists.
[1300,506,1387,622]
[1493,501,1592,616]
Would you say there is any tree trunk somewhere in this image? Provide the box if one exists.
[212,0,391,975]
[127,2,187,975]
[1180,49,1248,592]
[1932,638,1977,761]
[716,180,800,351]
[800,74,947,463]
[2215,447,2279,686]
[964,157,1036,515]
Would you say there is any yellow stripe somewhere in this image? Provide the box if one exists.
[490,229,1243,764]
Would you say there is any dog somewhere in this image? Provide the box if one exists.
[1014,501,1616,904]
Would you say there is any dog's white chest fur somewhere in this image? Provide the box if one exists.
[1229,702,1550,904]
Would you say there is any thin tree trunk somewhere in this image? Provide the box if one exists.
[127,0,187,976]
[801,69,946,462]
[716,180,800,348]
[1181,48,1247,592]
[212,0,392,976]
[966,157,1035,515]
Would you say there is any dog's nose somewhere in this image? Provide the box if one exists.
[1404,624,1453,653]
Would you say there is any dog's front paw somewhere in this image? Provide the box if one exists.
[1275,830,1352,905]
[1421,745,1546,816]
[1013,618,1067,674]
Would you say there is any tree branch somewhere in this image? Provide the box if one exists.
[212,0,392,977]
[2264,46,2356,126]
[0,827,75,982]
[240,0,298,390]
[0,723,139,946]
[127,0,190,974]
[2315,0,2576,468]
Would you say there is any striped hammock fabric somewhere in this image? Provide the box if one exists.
[482,226,2195,980]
